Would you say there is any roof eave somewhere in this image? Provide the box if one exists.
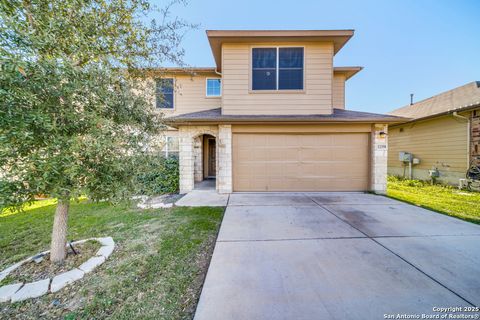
[165,117,408,128]
[390,103,480,126]
[334,66,363,80]
[144,67,218,75]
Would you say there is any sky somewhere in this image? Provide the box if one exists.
[154,0,480,114]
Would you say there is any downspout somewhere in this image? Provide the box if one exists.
[452,111,470,168]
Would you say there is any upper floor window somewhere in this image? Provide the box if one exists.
[252,47,304,91]
[156,78,174,109]
[206,78,221,97]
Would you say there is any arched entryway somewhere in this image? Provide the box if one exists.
[194,134,217,190]
[178,125,232,194]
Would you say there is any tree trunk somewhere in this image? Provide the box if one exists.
[50,198,70,263]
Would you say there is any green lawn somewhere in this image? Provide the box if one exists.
[0,200,224,319]
[387,176,480,224]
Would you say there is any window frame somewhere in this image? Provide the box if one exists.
[163,135,179,158]
[250,45,305,93]
[156,78,175,109]
[205,78,222,97]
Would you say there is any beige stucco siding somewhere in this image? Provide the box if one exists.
[152,73,221,117]
[221,42,333,115]
[388,115,469,183]
[332,74,346,109]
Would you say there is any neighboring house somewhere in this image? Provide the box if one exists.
[388,81,480,184]
[156,30,404,194]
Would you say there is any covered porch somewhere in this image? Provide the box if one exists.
[178,125,232,194]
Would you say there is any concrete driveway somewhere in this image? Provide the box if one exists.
[194,192,480,320]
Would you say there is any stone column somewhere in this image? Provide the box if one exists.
[217,125,233,194]
[370,124,388,194]
[193,136,203,182]
[179,127,194,194]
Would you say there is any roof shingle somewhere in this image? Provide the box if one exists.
[389,81,480,119]
[166,108,406,125]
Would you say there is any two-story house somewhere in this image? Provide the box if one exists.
[156,30,404,194]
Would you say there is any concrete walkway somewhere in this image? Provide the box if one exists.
[175,190,229,207]
[194,192,480,320]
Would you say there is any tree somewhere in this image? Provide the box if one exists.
[0,0,193,263]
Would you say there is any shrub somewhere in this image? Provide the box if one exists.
[135,155,179,195]
[387,175,426,188]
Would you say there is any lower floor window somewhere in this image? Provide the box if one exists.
[162,136,179,157]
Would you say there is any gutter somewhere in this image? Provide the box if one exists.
[389,103,480,127]
[165,118,408,128]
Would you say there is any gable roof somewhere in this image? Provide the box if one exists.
[206,30,354,71]
[166,108,407,126]
[389,81,480,119]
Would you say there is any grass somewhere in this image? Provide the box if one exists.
[0,200,224,319]
[387,175,480,224]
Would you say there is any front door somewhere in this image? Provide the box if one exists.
[208,139,216,177]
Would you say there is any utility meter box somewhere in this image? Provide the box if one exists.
[399,151,413,162]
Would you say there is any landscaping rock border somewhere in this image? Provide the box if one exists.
[0,237,115,303]
[135,194,181,209]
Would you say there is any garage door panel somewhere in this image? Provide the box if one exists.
[333,134,368,145]
[252,149,269,161]
[236,164,254,176]
[233,133,369,191]
[329,178,367,191]
[283,163,302,176]
[333,151,368,161]
[301,134,334,146]
[266,135,287,147]
[300,163,321,175]
[333,162,368,175]
[300,148,333,161]
[247,163,268,177]
[265,163,282,176]
[237,151,253,162]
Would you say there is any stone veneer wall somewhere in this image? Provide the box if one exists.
[217,125,233,194]
[178,126,218,194]
[178,125,234,194]
[370,124,388,194]
[193,136,203,182]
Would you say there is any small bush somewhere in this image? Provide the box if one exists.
[387,175,426,188]
[135,155,179,195]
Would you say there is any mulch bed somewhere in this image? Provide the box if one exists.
[1,240,101,285]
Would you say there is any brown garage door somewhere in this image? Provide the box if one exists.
[233,133,370,191]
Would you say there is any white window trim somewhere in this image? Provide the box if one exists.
[156,78,176,110]
[164,136,170,157]
[205,78,222,97]
[164,136,179,157]
[250,45,305,92]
